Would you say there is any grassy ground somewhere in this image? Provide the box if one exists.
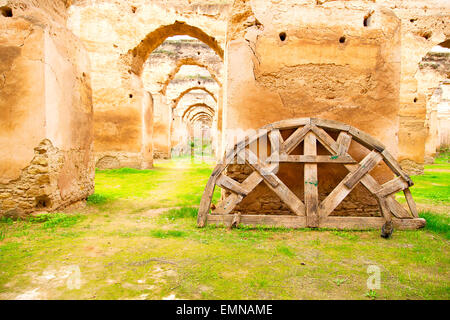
[0,157,448,300]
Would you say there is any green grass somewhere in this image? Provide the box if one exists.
[0,157,448,300]
[420,211,450,239]
[397,152,450,204]
[90,159,221,209]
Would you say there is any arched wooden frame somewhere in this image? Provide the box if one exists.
[197,118,425,231]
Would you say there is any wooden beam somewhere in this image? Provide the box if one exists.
[348,126,385,152]
[283,124,311,154]
[304,132,319,227]
[404,188,419,218]
[268,129,285,154]
[381,150,414,186]
[216,174,249,197]
[239,149,279,187]
[319,151,382,218]
[242,149,305,216]
[197,164,226,227]
[268,118,311,130]
[336,132,352,155]
[207,215,426,230]
[310,125,340,154]
[311,118,350,132]
[376,177,409,198]
[344,151,383,189]
[320,216,425,230]
[213,164,278,215]
[266,154,356,163]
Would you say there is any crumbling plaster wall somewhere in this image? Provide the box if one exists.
[68,0,230,168]
[377,0,450,173]
[224,0,402,216]
[0,0,94,217]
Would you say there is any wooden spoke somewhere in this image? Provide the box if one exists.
[198,117,421,231]
[376,177,409,198]
[304,132,319,227]
[319,151,382,218]
[241,149,305,216]
[283,124,311,154]
[216,174,249,197]
[266,154,356,163]
[403,188,419,218]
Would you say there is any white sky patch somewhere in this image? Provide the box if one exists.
[166,35,197,41]
[430,45,450,53]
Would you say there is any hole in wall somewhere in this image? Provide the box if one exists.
[197,51,200,55]
[410,18,417,23]
[339,36,346,43]
[414,97,418,103]
[279,32,287,41]
[363,15,372,27]
[35,195,51,209]
[131,6,137,13]
[0,6,13,17]
[197,81,201,85]
[129,94,133,98]
[422,31,432,40]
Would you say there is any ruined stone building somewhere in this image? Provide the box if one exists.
[0,0,449,217]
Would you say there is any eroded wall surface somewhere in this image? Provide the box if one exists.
[0,0,94,217]
[378,0,450,173]
[224,0,402,216]
[68,0,230,168]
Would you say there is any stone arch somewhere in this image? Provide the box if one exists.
[190,112,213,124]
[182,103,215,121]
[161,58,222,95]
[125,21,224,75]
[172,87,217,110]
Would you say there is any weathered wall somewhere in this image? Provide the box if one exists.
[224,0,402,216]
[142,38,221,158]
[416,51,449,163]
[0,0,94,217]
[68,0,229,167]
[378,0,450,173]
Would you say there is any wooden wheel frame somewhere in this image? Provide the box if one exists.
[197,118,425,233]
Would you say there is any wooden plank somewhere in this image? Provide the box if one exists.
[268,118,311,130]
[311,118,350,132]
[348,126,385,152]
[381,150,414,186]
[386,196,413,219]
[239,149,279,187]
[208,214,307,228]
[283,124,311,154]
[376,196,392,222]
[213,163,279,215]
[207,215,426,230]
[344,151,383,189]
[213,193,243,215]
[266,154,356,163]
[319,152,381,218]
[197,164,226,227]
[310,125,340,154]
[336,132,352,155]
[404,188,419,218]
[268,129,285,163]
[242,149,305,216]
[222,129,268,165]
[376,177,409,198]
[304,132,319,227]
[216,174,249,197]
[320,217,426,230]
[343,164,412,219]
